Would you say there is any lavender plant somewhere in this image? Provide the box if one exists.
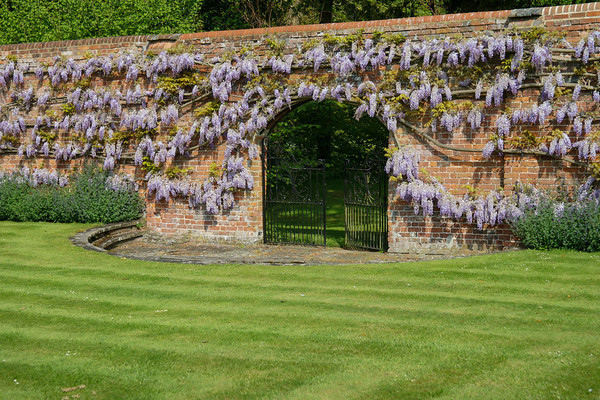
[0,165,143,223]
[511,177,600,251]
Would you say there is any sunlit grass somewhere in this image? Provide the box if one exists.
[325,175,345,247]
[1,221,599,399]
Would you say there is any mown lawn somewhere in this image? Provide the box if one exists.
[1,222,599,399]
[325,175,345,247]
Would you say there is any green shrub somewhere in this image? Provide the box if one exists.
[511,198,600,252]
[69,165,145,223]
[0,166,144,224]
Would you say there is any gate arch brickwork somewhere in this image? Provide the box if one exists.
[0,4,599,252]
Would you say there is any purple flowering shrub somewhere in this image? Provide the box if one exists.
[511,177,600,251]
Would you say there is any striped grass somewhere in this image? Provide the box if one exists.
[1,221,599,399]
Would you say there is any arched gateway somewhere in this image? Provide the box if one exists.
[261,100,389,250]
[0,3,598,253]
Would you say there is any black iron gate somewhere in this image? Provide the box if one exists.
[344,159,388,251]
[262,139,327,246]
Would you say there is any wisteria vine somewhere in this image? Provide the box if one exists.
[0,27,599,228]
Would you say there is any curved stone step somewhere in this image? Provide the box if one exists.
[93,229,143,250]
[71,219,145,252]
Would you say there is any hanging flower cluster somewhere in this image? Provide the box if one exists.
[0,166,68,187]
[0,27,599,225]
[104,173,139,192]
[386,145,600,229]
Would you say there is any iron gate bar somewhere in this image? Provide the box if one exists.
[344,159,388,251]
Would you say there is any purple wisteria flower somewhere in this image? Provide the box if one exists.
[573,84,582,101]
[385,146,420,182]
[482,140,496,159]
[475,80,483,99]
[467,109,483,130]
[538,101,552,124]
[584,117,593,135]
[573,116,583,136]
[496,114,511,136]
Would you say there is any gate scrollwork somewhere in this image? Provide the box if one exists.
[262,138,326,246]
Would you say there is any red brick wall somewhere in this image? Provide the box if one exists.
[0,3,598,251]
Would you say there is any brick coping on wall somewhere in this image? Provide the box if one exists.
[0,2,599,52]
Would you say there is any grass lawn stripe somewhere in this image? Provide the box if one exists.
[0,221,599,399]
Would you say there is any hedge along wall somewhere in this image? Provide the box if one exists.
[0,3,599,252]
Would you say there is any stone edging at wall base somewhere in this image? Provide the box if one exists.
[106,243,522,266]
[71,220,521,265]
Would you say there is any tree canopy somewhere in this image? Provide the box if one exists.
[269,100,389,176]
[0,0,593,45]
[0,0,203,44]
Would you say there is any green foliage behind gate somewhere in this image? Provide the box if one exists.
[268,100,389,177]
